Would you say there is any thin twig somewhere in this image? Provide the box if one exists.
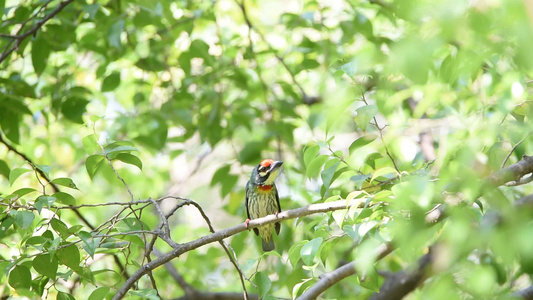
[112,198,376,299]
[360,90,400,173]
[0,0,74,64]
[501,130,533,169]
[183,199,250,300]
[298,243,393,300]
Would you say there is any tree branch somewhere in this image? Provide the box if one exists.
[368,250,433,300]
[297,243,393,300]
[0,0,74,65]
[513,285,533,300]
[355,154,533,299]
[488,155,533,187]
[112,198,374,299]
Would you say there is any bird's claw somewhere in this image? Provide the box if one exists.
[274,211,279,218]
[245,219,251,229]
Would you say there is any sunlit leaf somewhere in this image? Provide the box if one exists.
[300,237,323,265]
[50,178,79,190]
[254,272,271,298]
[86,155,105,179]
[354,105,378,131]
[89,287,110,300]
[9,167,31,186]
[115,153,143,170]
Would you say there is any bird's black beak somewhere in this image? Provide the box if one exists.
[271,161,283,171]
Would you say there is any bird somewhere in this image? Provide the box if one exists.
[245,159,283,251]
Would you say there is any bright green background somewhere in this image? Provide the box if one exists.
[1,0,533,299]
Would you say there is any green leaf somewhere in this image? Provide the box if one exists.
[10,187,37,198]
[50,178,79,189]
[349,134,378,155]
[33,253,58,279]
[358,266,380,292]
[79,231,101,258]
[320,238,340,266]
[128,289,158,299]
[221,175,238,198]
[52,192,76,205]
[32,34,50,74]
[82,134,100,155]
[86,155,105,179]
[321,160,340,192]
[0,159,9,179]
[35,195,56,213]
[211,165,231,186]
[0,217,14,239]
[35,164,51,177]
[8,265,31,290]
[14,211,34,229]
[116,218,148,232]
[9,167,31,186]
[300,237,323,265]
[254,272,272,298]
[61,97,89,124]
[341,60,357,77]
[89,287,110,300]
[354,105,378,131]
[56,244,81,270]
[26,236,46,248]
[50,218,70,239]
[57,291,76,300]
[288,240,307,267]
[370,167,399,183]
[101,72,121,92]
[238,142,262,164]
[306,155,329,179]
[104,142,137,154]
[303,144,320,167]
[115,153,142,170]
[0,107,21,144]
[107,20,125,48]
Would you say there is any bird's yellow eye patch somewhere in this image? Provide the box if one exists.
[259,171,268,177]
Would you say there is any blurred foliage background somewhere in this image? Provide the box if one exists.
[1,0,533,299]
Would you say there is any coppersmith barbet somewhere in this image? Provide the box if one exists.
[245,159,283,251]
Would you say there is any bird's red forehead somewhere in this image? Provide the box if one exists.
[260,159,274,167]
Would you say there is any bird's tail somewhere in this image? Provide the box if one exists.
[262,236,275,251]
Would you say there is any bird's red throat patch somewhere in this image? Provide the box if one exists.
[258,185,273,191]
[260,159,274,168]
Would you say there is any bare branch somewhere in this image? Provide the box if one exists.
[297,243,393,300]
[501,130,533,169]
[515,193,533,207]
[0,0,74,64]
[112,198,374,299]
[360,90,400,173]
[368,250,433,300]
[513,285,533,300]
[488,155,533,187]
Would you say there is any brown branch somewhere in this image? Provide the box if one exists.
[361,154,533,299]
[153,249,260,300]
[515,193,533,207]
[0,0,74,65]
[360,90,400,173]
[112,198,375,299]
[297,243,393,300]
[513,285,533,300]
[368,250,433,300]
[184,199,251,300]
[501,130,532,169]
[488,155,533,187]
